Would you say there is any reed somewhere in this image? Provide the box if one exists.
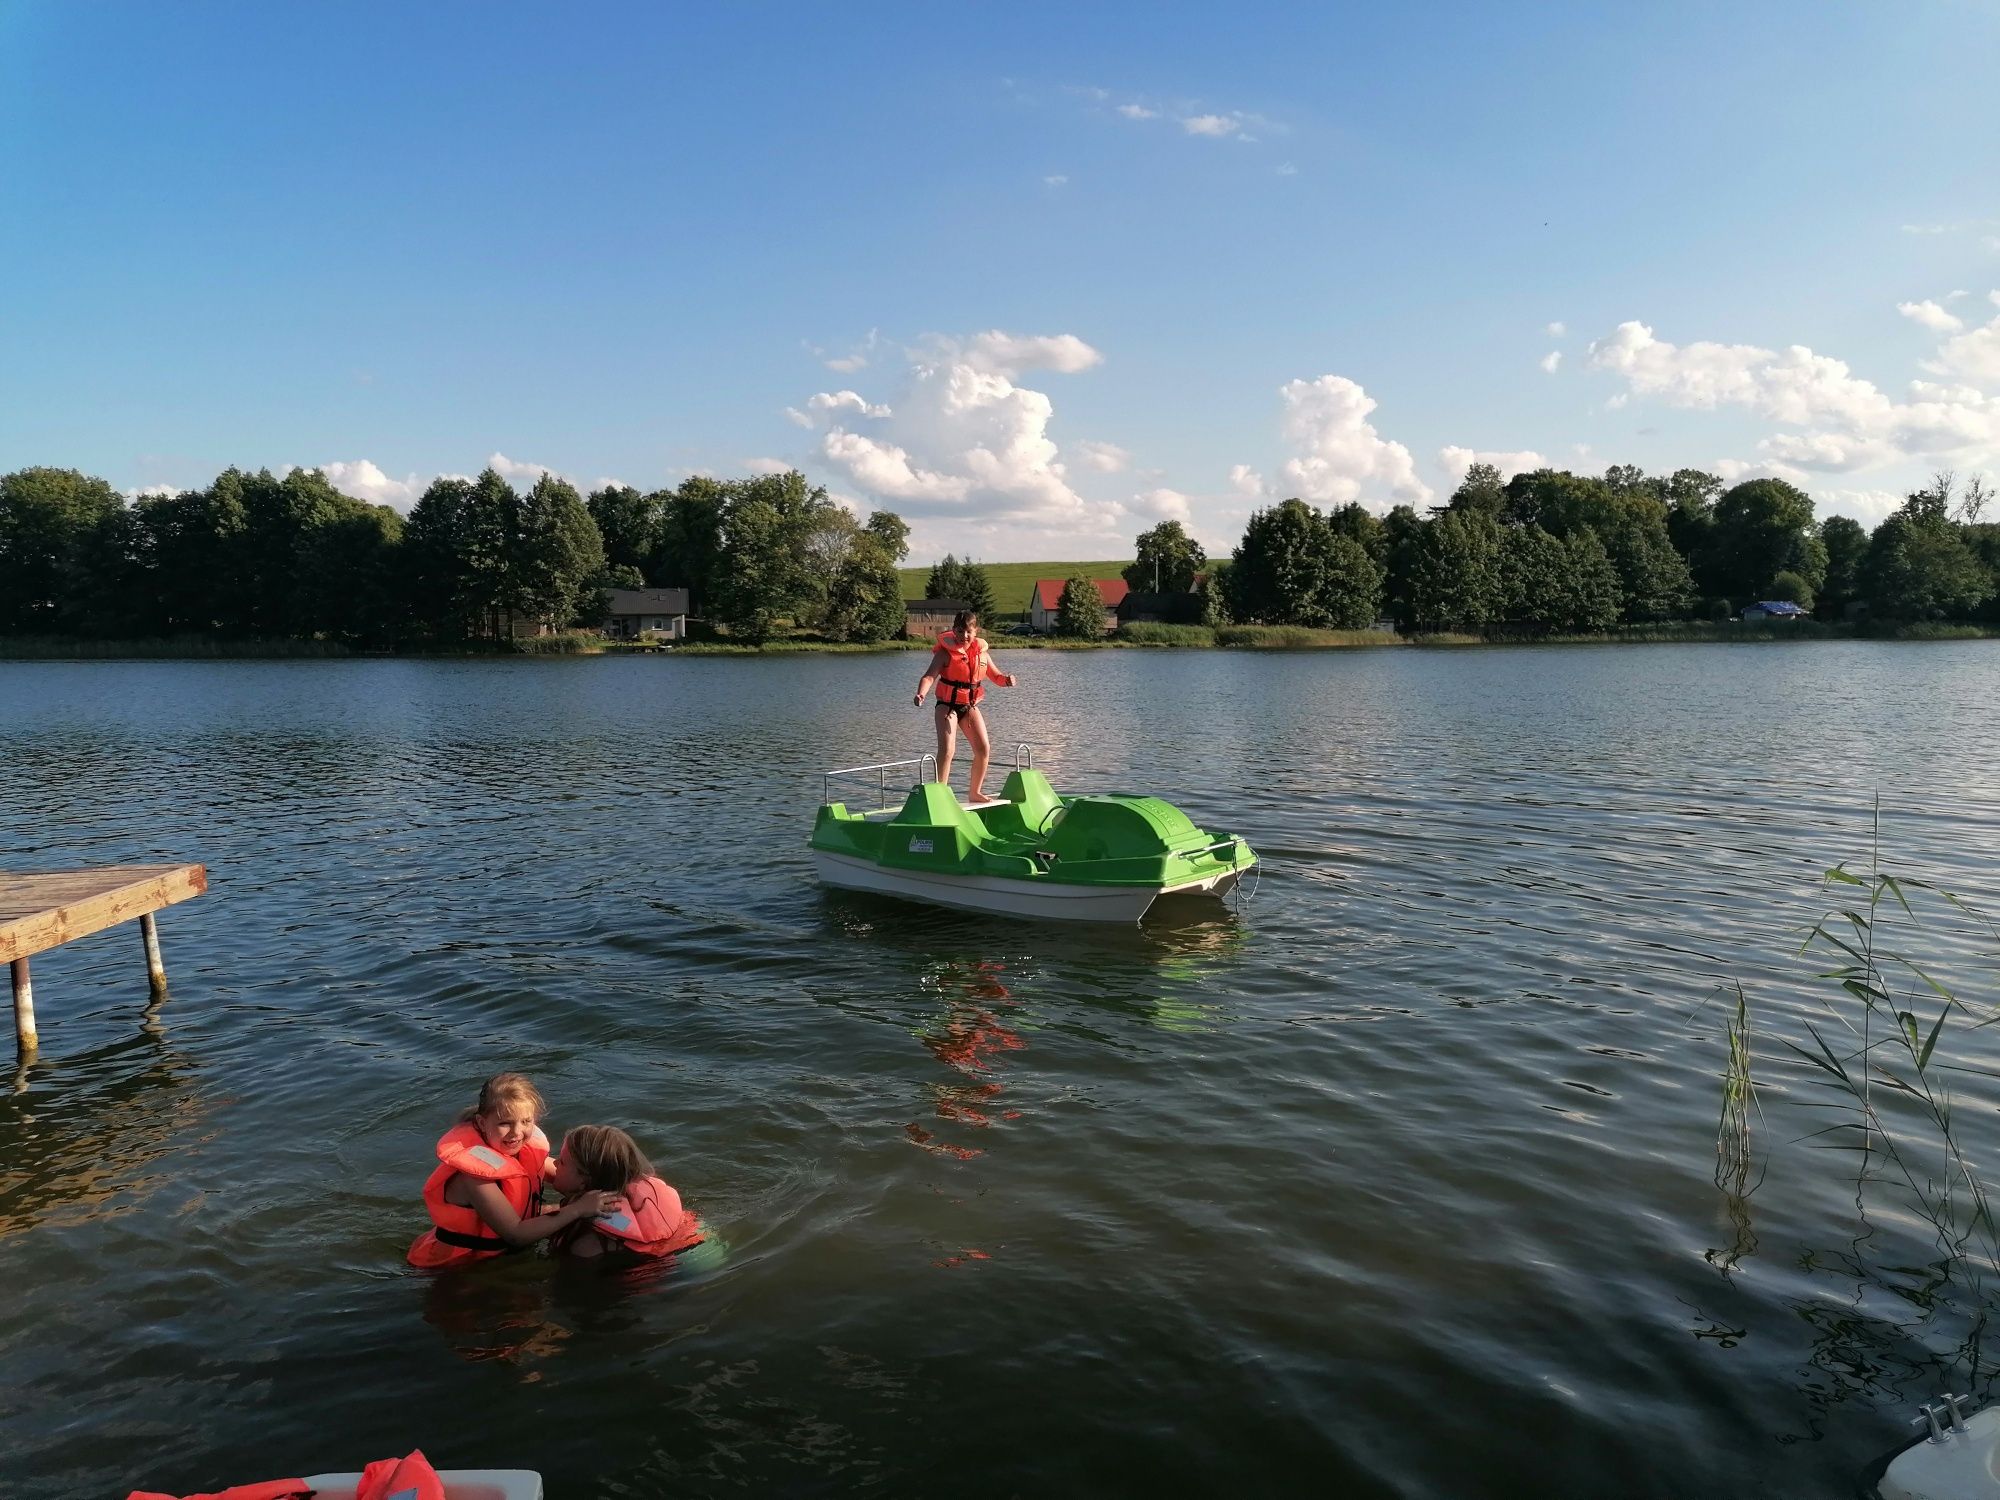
[1115,622,1216,647]
[1720,805,2000,1302]
[1213,624,1401,649]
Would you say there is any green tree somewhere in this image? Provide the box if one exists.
[1403,509,1501,634]
[587,485,659,580]
[1565,528,1624,631]
[0,467,126,633]
[1500,468,1691,620]
[1445,462,1507,517]
[132,477,249,635]
[303,502,405,644]
[708,470,843,641]
[1229,499,1328,624]
[1194,564,1230,626]
[1123,520,1207,594]
[1862,489,1993,620]
[1055,573,1105,638]
[1659,468,1723,588]
[653,477,729,612]
[1708,478,1823,603]
[925,554,996,616]
[1380,503,1424,632]
[1326,502,1387,567]
[401,477,482,639]
[1495,525,1573,635]
[823,512,910,643]
[1767,569,1814,611]
[514,474,606,627]
[1817,515,1870,619]
[1317,534,1386,629]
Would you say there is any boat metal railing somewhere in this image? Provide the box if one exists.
[821,754,938,810]
[1011,743,1033,770]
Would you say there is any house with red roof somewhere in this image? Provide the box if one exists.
[1027,577,1129,633]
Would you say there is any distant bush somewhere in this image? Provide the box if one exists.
[1215,624,1400,648]
[1116,622,1215,647]
[513,631,602,654]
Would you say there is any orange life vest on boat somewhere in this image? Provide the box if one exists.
[588,1175,706,1258]
[406,1121,550,1269]
[936,630,993,709]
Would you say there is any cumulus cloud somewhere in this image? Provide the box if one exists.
[486,452,560,486]
[1900,299,1965,334]
[1275,162,1298,177]
[1275,375,1431,510]
[1116,103,1158,120]
[744,457,792,476]
[1043,174,1069,187]
[955,330,1104,376]
[1589,317,2000,475]
[1438,447,1548,484]
[1540,351,1562,374]
[1546,321,1567,338]
[795,329,1107,522]
[316,459,427,511]
[1713,457,1810,485]
[125,482,182,500]
[1126,487,1194,523]
[806,390,893,420]
[1073,440,1130,473]
[1228,464,1266,500]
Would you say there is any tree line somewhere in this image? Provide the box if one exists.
[6,456,1997,648]
[0,464,912,646]
[1117,464,2000,636]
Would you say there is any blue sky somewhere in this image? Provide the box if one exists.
[4,1,1998,561]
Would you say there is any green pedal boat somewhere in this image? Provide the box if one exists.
[809,758,1256,923]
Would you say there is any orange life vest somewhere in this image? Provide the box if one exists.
[936,629,990,709]
[588,1175,706,1258]
[406,1121,550,1269]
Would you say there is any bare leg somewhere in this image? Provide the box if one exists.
[962,707,993,801]
[933,704,959,788]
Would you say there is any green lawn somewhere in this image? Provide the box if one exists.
[898,560,1133,622]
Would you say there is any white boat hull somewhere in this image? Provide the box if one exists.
[813,849,1242,923]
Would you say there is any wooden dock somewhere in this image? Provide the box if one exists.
[0,864,208,1055]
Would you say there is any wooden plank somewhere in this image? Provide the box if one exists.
[0,865,208,963]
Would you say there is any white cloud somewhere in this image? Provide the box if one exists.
[1275,162,1298,177]
[1546,321,1567,338]
[1182,113,1242,137]
[1438,446,1548,484]
[1589,317,2000,475]
[1713,457,1810,485]
[806,389,893,420]
[824,354,868,373]
[487,452,560,486]
[1116,103,1157,120]
[1903,223,1951,235]
[1126,487,1194,523]
[1275,375,1431,510]
[1817,488,1906,525]
[955,330,1104,376]
[1228,464,1265,500]
[1044,174,1069,187]
[798,329,1107,523]
[744,457,791,476]
[316,459,426,511]
[125,482,181,500]
[1073,440,1130,473]
[1540,351,1562,374]
[1899,299,1965,334]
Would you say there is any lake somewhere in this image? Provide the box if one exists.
[3,643,1998,1498]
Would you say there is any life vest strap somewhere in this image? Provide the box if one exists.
[431,1225,525,1254]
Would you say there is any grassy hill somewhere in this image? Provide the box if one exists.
[899,560,1133,622]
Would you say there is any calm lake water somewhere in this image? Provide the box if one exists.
[4,644,2000,1498]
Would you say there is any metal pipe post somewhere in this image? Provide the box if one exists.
[12,958,36,1055]
[140,912,168,996]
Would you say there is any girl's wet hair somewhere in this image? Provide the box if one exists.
[560,1124,655,1192]
[458,1071,546,1124]
[952,609,978,635]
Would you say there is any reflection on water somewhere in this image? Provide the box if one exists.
[0,1023,206,1239]
[7,647,2000,1497]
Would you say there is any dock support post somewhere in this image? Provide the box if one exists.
[12,957,36,1056]
[140,912,168,997]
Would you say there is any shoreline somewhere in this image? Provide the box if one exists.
[3,622,1996,661]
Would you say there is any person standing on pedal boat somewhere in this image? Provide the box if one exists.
[914,609,1017,802]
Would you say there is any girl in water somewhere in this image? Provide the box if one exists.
[913,609,1017,803]
[549,1124,706,1261]
[407,1072,621,1269]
